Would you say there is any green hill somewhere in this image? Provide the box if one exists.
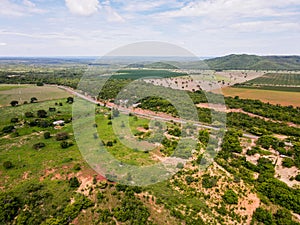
[204,54,300,70]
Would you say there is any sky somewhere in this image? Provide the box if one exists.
[0,0,300,56]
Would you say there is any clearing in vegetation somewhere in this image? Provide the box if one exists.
[222,87,300,107]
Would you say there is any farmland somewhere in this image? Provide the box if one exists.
[244,73,300,86]
[222,87,300,107]
[1,56,300,224]
[0,84,70,107]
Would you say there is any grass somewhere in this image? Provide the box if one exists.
[0,84,71,106]
[222,87,300,107]
[95,113,158,166]
[0,84,27,91]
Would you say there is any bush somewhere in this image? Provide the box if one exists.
[2,125,15,133]
[60,141,71,149]
[10,118,19,123]
[44,132,51,139]
[202,174,218,188]
[37,110,47,118]
[10,100,18,107]
[25,112,34,118]
[73,163,81,171]
[69,177,80,188]
[33,142,46,150]
[222,189,238,205]
[252,207,273,225]
[56,132,69,141]
[30,97,38,103]
[282,158,295,168]
[3,161,13,169]
[295,174,300,182]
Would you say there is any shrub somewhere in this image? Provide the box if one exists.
[222,189,238,204]
[2,125,15,133]
[3,161,13,169]
[44,132,51,139]
[30,97,38,103]
[36,82,44,86]
[37,110,47,118]
[10,118,19,123]
[106,141,113,147]
[69,177,80,188]
[73,163,81,171]
[10,100,18,107]
[295,174,300,182]
[282,158,295,168]
[60,141,70,149]
[202,174,218,188]
[56,132,69,141]
[67,97,74,104]
[25,112,34,118]
[252,207,273,225]
[33,142,46,150]
[49,107,56,112]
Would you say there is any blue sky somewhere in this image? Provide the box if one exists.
[0,0,300,56]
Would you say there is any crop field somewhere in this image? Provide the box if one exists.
[222,87,300,107]
[111,69,187,79]
[245,73,300,86]
[0,84,70,106]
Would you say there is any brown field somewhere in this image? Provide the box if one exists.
[221,87,300,107]
[0,84,70,107]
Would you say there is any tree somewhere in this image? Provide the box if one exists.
[69,177,80,188]
[67,97,74,104]
[199,129,209,146]
[10,100,18,107]
[0,192,20,223]
[282,158,295,168]
[252,207,273,225]
[30,97,38,103]
[37,110,47,118]
[222,189,238,204]
[56,132,69,141]
[44,132,51,139]
[36,82,44,86]
[60,141,70,149]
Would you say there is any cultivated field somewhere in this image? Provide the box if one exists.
[244,72,300,86]
[0,84,70,107]
[222,87,300,107]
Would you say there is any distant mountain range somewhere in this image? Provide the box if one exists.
[1,54,300,70]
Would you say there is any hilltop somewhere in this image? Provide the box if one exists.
[204,54,300,70]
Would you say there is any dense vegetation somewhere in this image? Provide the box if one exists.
[204,54,300,70]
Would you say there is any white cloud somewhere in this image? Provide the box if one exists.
[0,0,45,17]
[104,6,125,22]
[231,21,300,33]
[65,0,100,16]
[0,43,7,46]
[159,0,300,19]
